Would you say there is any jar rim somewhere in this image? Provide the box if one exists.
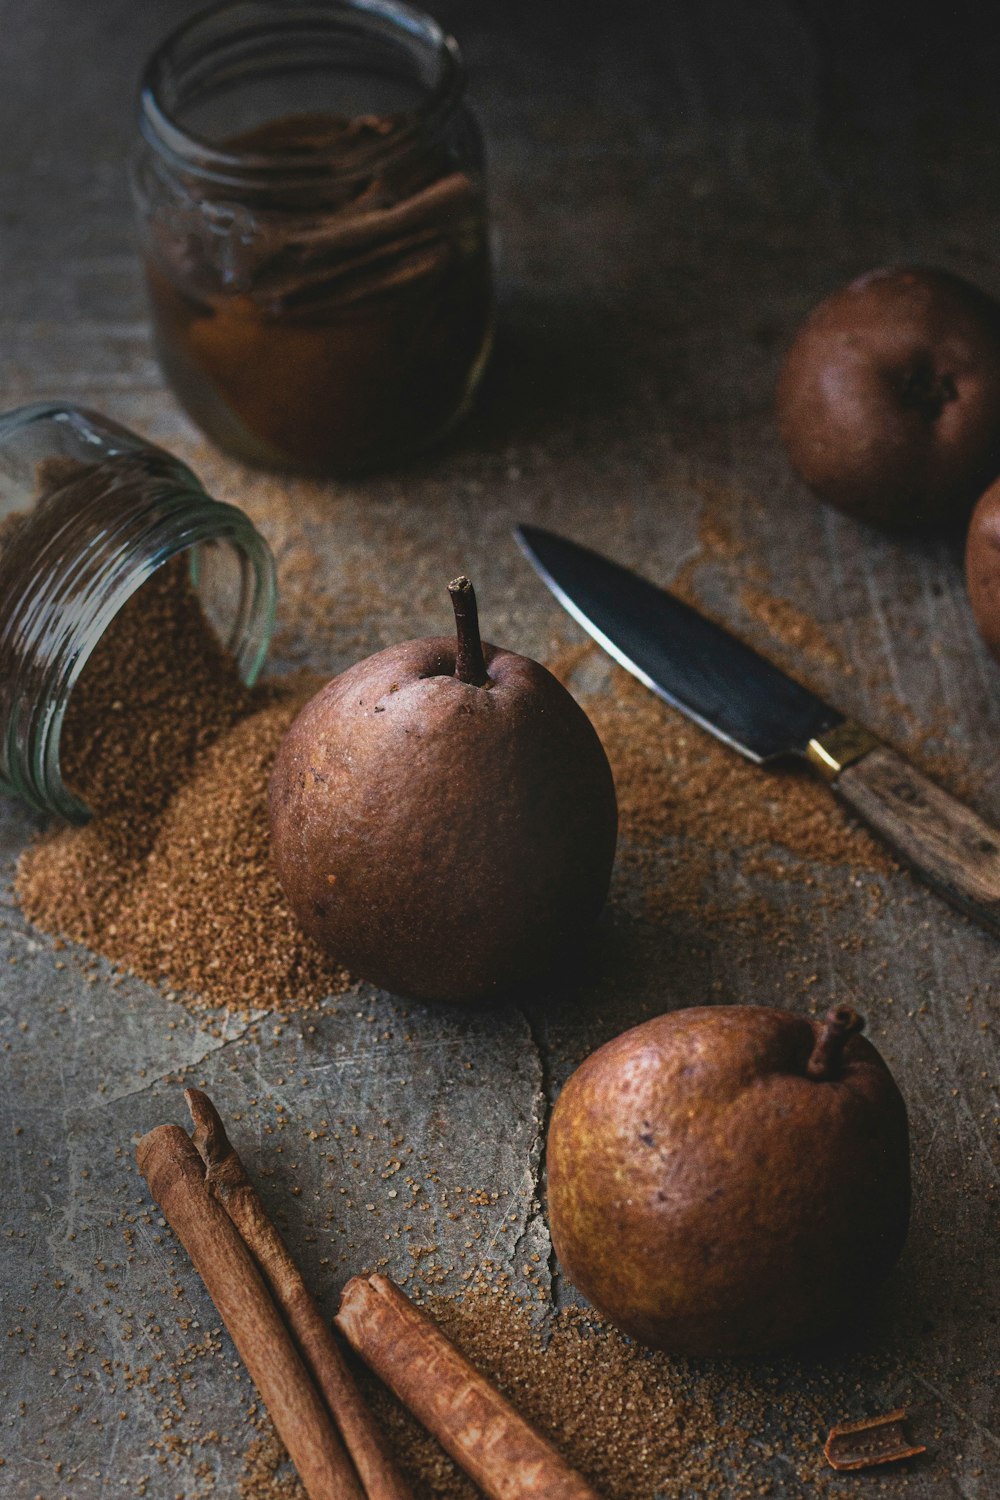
[138,0,466,188]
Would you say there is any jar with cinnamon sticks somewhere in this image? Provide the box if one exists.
[132,0,494,476]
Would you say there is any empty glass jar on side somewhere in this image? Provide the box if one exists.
[0,403,275,822]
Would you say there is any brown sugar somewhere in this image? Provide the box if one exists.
[258,1284,892,1500]
[12,516,900,1014]
[58,555,250,820]
[548,645,896,896]
[241,1425,306,1500]
[738,583,853,676]
[542,635,900,957]
[16,562,348,1015]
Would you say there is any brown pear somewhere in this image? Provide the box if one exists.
[547,1004,910,1355]
[965,472,1000,660]
[776,266,1000,529]
[268,578,617,1003]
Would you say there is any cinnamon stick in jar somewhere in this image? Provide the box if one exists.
[185,1089,412,1500]
[136,1125,365,1500]
[335,1274,603,1500]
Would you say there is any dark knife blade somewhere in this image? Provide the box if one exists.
[515,524,843,764]
[516,523,1000,941]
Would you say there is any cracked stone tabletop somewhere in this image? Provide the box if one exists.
[1,2,998,1497]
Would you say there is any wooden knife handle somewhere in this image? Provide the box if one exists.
[831,743,1000,936]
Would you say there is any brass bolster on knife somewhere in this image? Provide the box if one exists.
[806,722,881,781]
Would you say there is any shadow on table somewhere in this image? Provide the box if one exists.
[456,287,682,457]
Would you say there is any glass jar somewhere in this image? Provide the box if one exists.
[132,0,494,476]
[0,404,276,823]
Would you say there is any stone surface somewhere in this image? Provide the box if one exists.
[1,3,998,1496]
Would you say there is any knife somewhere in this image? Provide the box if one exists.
[515,523,1000,938]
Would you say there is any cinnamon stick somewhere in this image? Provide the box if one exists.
[257,171,477,266]
[136,1124,365,1500]
[335,1274,603,1500]
[185,1089,412,1500]
[824,1408,926,1470]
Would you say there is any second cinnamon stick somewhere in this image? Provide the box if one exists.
[335,1273,602,1500]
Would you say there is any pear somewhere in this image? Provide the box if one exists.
[777,267,1000,529]
[966,473,1000,660]
[547,1004,910,1355]
[269,578,617,1003]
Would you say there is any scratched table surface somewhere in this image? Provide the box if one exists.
[1,3,998,1496]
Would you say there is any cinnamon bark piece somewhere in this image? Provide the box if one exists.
[252,171,478,300]
[186,1089,412,1500]
[824,1408,926,1470]
[336,1273,603,1500]
[136,1124,365,1500]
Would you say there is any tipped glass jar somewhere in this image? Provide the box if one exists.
[132,0,494,476]
[0,404,275,823]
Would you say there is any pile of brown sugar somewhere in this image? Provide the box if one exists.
[14,540,898,1015]
[362,1294,740,1500]
[244,1285,882,1500]
[16,560,348,1014]
[57,555,250,821]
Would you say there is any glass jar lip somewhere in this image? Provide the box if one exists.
[138,0,466,188]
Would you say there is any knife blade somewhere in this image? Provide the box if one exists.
[515,523,1000,938]
[515,524,845,765]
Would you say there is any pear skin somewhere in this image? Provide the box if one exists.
[269,579,617,1003]
[777,267,1000,529]
[548,1004,910,1355]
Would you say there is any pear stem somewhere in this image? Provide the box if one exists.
[807,1005,865,1081]
[449,576,490,687]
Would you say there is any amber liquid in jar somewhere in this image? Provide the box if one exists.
[144,111,492,475]
[135,3,496,474]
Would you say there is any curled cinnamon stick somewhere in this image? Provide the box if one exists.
[186,1089,412,1500]
[824,1408,926,1470]
[136,1124,364,1500]
[335,1274,602,1500]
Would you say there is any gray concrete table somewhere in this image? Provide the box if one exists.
[1,3,998,1496]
